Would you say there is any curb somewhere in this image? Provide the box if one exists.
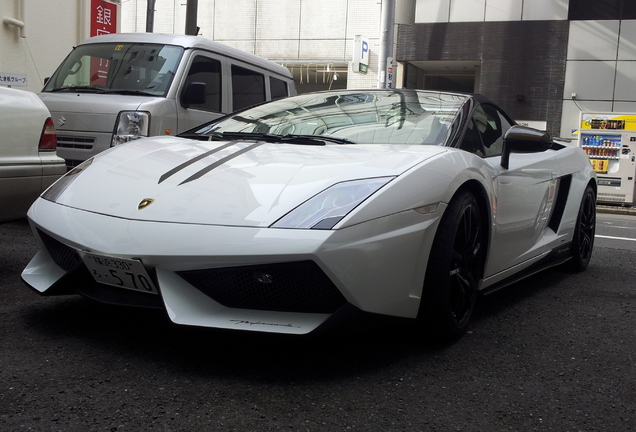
[596,204,636,216]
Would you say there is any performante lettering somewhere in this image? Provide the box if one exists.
[230,320,301,328]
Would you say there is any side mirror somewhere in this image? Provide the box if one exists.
[181,82,207,107]
[501,125,553,169]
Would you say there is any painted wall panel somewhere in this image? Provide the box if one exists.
[563,60,616,101]
[415,0,450,23]
[618,20,636,60]
[485,0,522,22]
[449,0,485,23]
[567,21,620,61]
[522,0,568,21]
[614,61,636,101]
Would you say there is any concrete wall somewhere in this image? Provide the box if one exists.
[1,0,95,93]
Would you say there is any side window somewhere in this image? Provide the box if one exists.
[232,65,265,110]
[477,104,514,157]
[459,119,485,156]
[270,77,288,100]
[182,55,222,112]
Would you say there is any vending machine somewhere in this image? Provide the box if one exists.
[579,112,636,206]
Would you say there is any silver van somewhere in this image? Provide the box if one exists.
[40,33,296,169]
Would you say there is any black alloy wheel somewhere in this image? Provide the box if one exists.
[420,191,485,341]
[569,184,596,271]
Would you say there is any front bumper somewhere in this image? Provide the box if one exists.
[22,198,443,334]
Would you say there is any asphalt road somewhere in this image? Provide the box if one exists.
[1,214,635,432]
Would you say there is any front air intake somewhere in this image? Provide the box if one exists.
[37,229,81,272]
[177,261,346,314]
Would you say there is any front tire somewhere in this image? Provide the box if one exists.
[569,184,596,271]
[420,191,485,341]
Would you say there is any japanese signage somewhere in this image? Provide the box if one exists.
[353,35,369,74]
[91,0,117,37]
[90,0,118,86]
[0,73,27,87]
[581,113,636,131]
[386,57,394,89]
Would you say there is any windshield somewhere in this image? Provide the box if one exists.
[42,43,184,97]
[192,90,468,145]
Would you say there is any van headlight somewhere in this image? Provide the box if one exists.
[112,111,150,146]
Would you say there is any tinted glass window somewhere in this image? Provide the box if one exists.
[460,119,486,156]
[471,104,513,157]
[270,77,288,100]
[182,56,222,112]
[232,65,265,110]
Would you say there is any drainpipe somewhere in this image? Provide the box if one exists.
[377,0,395,88]
[3,0,27,38]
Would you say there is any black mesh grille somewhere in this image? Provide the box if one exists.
[37,229,82,272]
[177,261,346,314]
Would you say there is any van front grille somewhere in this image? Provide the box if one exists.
[57,136,95,150]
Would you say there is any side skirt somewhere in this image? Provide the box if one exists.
[478,242,572,296]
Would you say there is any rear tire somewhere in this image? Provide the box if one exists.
[569,184,596,271]
[419,191,485,341]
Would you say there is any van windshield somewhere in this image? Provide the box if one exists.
[42,43,184,97]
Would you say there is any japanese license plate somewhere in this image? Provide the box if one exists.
[81,253,158,295]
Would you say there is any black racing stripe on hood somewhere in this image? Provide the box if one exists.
[158,141,237,184]
[179,142,264,185]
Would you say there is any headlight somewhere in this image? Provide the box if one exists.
[41,158,93,203]
[112,111,150,147]
[272,177,394,230]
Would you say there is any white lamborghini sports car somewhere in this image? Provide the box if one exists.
[22,90,596,340]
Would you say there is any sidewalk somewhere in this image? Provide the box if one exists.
[597,204,636,216]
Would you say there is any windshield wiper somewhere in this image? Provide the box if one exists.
[201,132,326,145]
[284,134,355,144]
[101,89,157,97]
[49,86,106,93]
[184,131,354,145]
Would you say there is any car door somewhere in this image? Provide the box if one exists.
[460,103,560,278]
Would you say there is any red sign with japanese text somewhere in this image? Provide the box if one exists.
[90,0,118,85]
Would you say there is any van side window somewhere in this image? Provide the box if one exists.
[232,65,265,110]
[270,77,288,100]
[183,56,222,112]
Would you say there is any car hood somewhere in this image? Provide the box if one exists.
[52,136,448,227]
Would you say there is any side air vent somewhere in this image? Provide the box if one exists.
[548,175,571,233]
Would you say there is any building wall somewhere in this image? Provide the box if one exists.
[0,0,98,93]
[120,0,419,91]
[120,0,380,90]
[403,0,636,138]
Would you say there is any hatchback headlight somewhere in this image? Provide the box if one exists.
[272,177,394,230]
[112,111,150,146]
